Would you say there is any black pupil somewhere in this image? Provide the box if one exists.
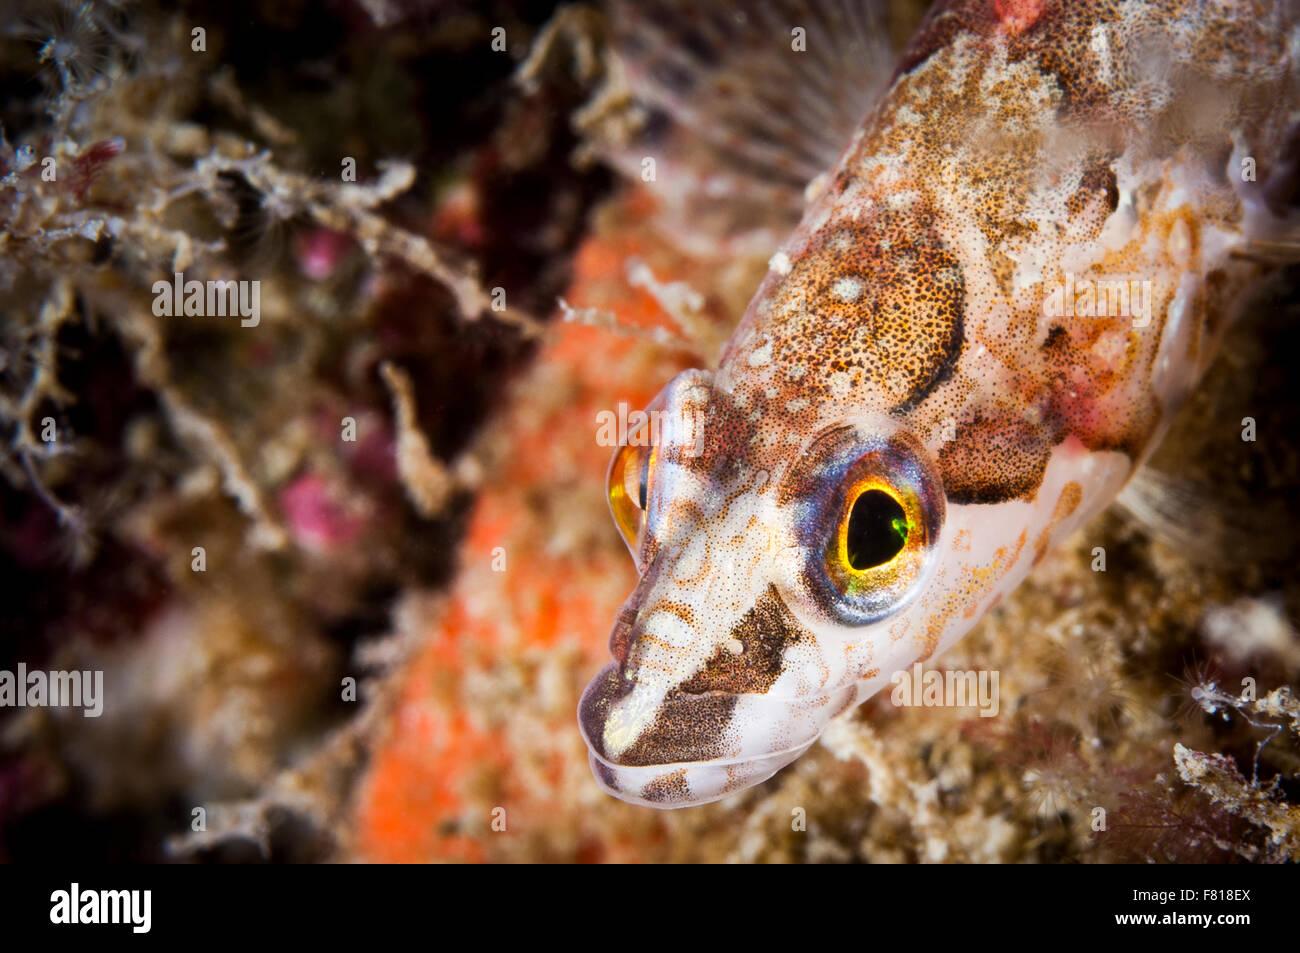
[846,489,907,570]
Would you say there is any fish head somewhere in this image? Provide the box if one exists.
[579,367,952,807]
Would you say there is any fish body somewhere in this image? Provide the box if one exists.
[580,0,1300,807]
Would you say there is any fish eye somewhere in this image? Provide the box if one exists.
[787,426,944,626]
[822,470,932,619]
[608,440,655,555]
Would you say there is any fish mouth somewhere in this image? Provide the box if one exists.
[577,662,845,808]
[579,572,857,807]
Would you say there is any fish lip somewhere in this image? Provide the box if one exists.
[584,748,802,810]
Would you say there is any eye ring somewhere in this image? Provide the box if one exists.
[785,426,943,626]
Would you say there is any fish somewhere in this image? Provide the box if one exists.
[578,0,1300,807]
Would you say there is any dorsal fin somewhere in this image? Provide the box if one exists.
[607,0,898,253]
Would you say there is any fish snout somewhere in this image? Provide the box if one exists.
[578,661,738,767]
[580,580,856,806]
[577,660,847,808]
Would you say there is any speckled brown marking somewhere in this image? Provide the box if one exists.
[725,513,762,551]
[722,763,751,796]
[1033,480,1084,565]
[739,201,966,415]
[679,584,805,695]
[831,685,863,718]
[641,769,691,804]
[1068,159,1119,219]
[655,601,696,629]
[579,665,625,758]
[939,414,1052,504]
[1040,322,1160,461]
[616,691,737,767]
[775,423,854,506]
[650,498,710,576]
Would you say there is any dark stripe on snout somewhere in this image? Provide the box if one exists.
[580,662,737,767]
[616,690,737,767]
[580,586,806,770]
[678,584,806,695]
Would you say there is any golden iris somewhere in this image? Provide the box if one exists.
[607,441,655,550]
[825,476,925,598]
